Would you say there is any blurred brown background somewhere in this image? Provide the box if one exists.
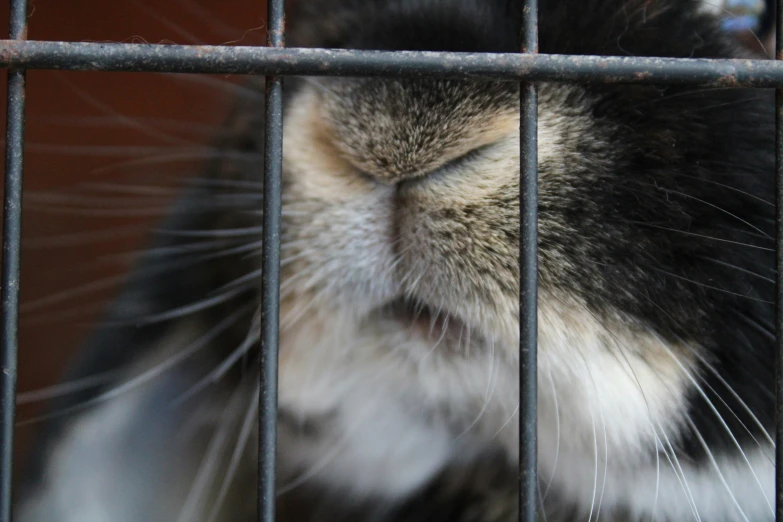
[0,0,269,472]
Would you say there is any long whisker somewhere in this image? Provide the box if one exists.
[619,220,774,251]
[656,421,702,522]
[587,393,599,522]
[22,238,259,317]
[594,386,609,522]
[172,312,260,406]
[660,342,773,515]
[698,256,775,284]
[21,273,127,314]
[161,73,264,102]
[647,265,773,303]
[638,182,772,239]
[26,143,208,158]
[276,350,410,495]
[549,293,663,519]
[650,429,661,522]
[28,201,178,220]
[455,338,498,440]
[685,418,752,522]
[171,0,263,43]
[85,150,260,178]
[693,371,774,463]
[133,0,203,45]
[644,297,775,452]
[206,381,259,522]
[17,370,119,404]
[540,370,560,504]
[176,379,249,522]
[129,286,248,326]
[54,74,196,147]
[280,282,337,331]
[155,226,263,238]
[23,225,146,249]
[33,114,227,139]
[671,172,774,207]
[17,304,251,426]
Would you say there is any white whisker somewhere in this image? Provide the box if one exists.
[176,381,248,522]
[685,418,752,522]
[455,338,498,440]
[656,422,702,522]
[17,305,251,426]
[540,370,560,504]
[206,382,259,522]
[660,342,773,515]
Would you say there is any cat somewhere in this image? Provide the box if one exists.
[16,0,779,520]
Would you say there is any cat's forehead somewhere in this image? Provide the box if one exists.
[288,0,732,58]
[287,0,521,52]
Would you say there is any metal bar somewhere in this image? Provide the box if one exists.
[1,1,28,521]
[519,1,538,521]
[258,0,284,519]
[776,1,783,520]
[2,41,783,86]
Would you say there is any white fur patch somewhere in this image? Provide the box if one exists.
[277,288,773,520]
[275,292,718,519]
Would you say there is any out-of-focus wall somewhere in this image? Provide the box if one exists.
[0,0,268,473]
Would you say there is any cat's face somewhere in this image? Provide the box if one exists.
[269,0,776,518]
[273,0,760,375]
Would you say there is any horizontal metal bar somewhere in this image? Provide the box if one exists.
[1,40,783,86]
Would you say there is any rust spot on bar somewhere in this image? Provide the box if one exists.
[718,74,740,88]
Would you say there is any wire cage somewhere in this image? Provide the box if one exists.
[1,0,783,521]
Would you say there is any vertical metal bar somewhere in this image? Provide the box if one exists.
[519,0,538,521]
[776,2,783,520]
[1,1,28,521]
[259,0,284,520]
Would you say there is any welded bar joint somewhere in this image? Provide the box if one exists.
[1,41,783,87]
[519,1,539,521]
[258,0,285,520]
[0,1,28,522]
